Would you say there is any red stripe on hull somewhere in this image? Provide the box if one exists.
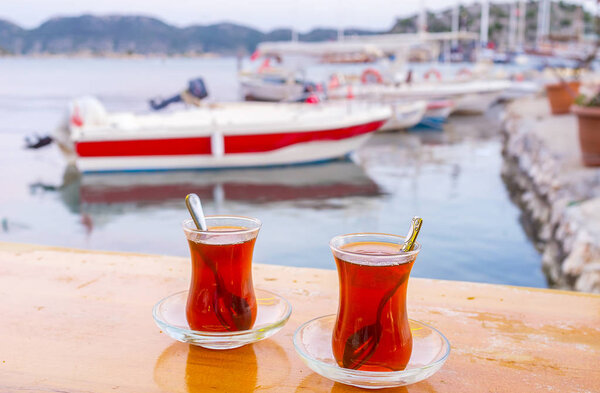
[225,120,384,154]
[76,136,211,158]
[75,120,386,158]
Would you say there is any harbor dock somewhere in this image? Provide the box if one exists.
[1,242,598,392]
[502,97,600,293]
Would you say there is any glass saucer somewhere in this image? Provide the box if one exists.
[153,288,291,350]
[293,314,450,389]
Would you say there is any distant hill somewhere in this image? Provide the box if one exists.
[390,1,595,49]
[0,19,25,53]
[2,2,594,56]
[0,15,380,55]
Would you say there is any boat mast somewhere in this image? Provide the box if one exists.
[452,2,460,48]
[418,0,428,36]
[536,0,544,44]
[574,3,583,42]
[517,0,526,50]
[536,0,551,46]
[508,1,517,51]
[480,0,490,47]
[543,0,551,39]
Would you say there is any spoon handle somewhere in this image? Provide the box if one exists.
[401,217,422,252]
[185,193,207,231]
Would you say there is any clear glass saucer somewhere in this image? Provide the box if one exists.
[293,314,450,389]
[153,288,291,350]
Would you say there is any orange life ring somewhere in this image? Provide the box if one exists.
[456,68,472,78]
[361,68,383,84]
[424,69,442,81]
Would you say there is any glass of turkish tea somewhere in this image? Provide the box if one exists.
[330,233,420,372]
[182,216,261,332]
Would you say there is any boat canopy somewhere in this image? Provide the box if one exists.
[256,32,479,60]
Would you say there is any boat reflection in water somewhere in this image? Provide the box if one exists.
[34,160,382,218]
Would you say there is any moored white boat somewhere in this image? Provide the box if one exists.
[424,99,454,122]
[378,100,427,131]
[499,80,542,101]
[328,79,510,115]
[56,97,391,173]
[239,62,312,102]
[239,72,307,102]
[452,91,502,114]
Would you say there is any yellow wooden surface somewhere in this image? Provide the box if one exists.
[0,242,599,392]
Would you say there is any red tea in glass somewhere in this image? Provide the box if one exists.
[183,216,261,332]
[330,234,420,372]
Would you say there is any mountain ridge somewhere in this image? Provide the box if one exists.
[0,2,594,56]
[0,14,380,55]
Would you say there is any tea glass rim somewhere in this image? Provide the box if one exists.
[182,215,262,236]
[329,232,421,264]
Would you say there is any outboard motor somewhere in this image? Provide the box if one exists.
[150,78,208,110]
[187,78,208,100]
[302,81,317,94]
[26,96,107,154]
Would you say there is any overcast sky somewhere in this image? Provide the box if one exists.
[1,0,474,31]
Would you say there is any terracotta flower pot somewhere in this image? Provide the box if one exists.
[572,105,600,167]
[545,82,581,115]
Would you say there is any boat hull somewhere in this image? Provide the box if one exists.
[498,81,541,101]
[452,92,501,115]
[75,133,377,172]
[328,80,509,116]
[379,101,427,131]
[424,106,453,121]
[241,80,305,102]
[423,100,454,122]
[65,99,390,172]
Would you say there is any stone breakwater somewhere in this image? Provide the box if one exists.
[501,96,600,293]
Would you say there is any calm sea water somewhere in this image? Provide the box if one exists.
[0,57,545,287]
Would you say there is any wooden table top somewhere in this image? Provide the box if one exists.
[1,242,599,392]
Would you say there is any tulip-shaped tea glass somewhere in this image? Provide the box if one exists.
[330,233,420,372]
[182,216,261,332]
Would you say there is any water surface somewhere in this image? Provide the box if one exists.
[0,57,544,288]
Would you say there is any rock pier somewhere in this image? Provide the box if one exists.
[502,96,600,293]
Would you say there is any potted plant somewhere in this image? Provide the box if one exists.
[545,73,581,115]
[572,85,600,166]
[545,6,599,115]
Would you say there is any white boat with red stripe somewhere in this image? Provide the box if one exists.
[55,97,391,173]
